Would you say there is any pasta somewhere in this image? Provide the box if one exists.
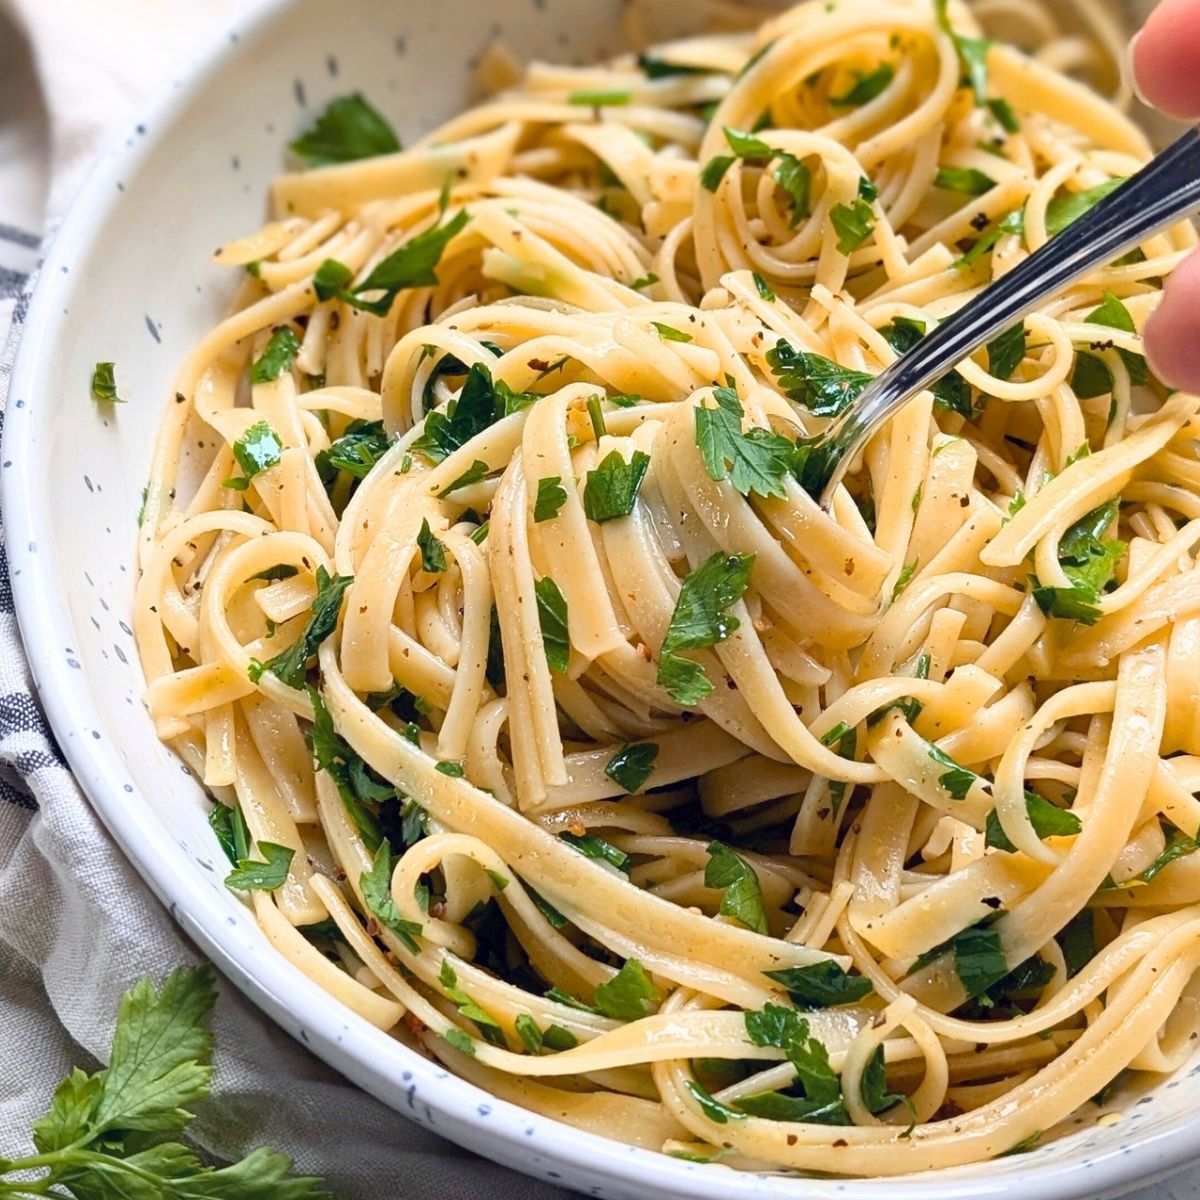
[134,0,1200,1175]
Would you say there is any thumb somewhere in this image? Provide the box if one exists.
[1131,0,1200,120]
[1143,249,1200,392]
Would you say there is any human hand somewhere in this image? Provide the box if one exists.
[1132,0,1200,391]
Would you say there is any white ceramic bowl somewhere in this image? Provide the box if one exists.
[6,0,1199,1196]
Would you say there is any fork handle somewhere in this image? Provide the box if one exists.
[816,128,1200,505]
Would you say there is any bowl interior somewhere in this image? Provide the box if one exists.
[6,0,1200,1196]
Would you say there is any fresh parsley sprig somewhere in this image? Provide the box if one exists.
[0,966,332,1199]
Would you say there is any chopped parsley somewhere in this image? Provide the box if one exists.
[534,475,569,522]
[953,207,1024,269]
[695,380,800,498]
[316,419,390,481]
[262,566,353,688]
[927,743,979,800]
[561,830,629,874]
[704,841,767,934]
[436,459,490,497]
[416,519,446,573]
[988,322,1027,381]
[985,792,1082,852]
[288,93,400,165]
[229,420,284,489]
[753,272,776,301]
[594,959,661,1020]
[656,552,755,705]
[909,912,1009,999]
[361,842,422,953]
[224,840,294,893]
[764,961,873,1009]
[740,1004,847,1122]
[91,361,125,404]
[343,209,470,316]
[604,742,659,793]
[987,97,1021,132]
[935,0,992,105]
[312,257,354,301]
[637,54,721,79]
[583,450,650,523]
[1046,180,1124,238]
[935,167,996,195]
[534,576,570,673]
[440,960,504,1043]
[829,198,876,254]
[208,802,249,866]
[766,343,873,418]
[1030,500,1126,624]
[830,64,894,107]
[250,327,301,384]
[652,321,692,343]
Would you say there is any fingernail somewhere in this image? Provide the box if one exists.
[1128,29,1152,107]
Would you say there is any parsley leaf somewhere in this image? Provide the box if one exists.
[657,552,755,704]
[250,327,301,384]
[313,256,354,301]
[289,93,400,165]
[534,475,568,522]
[988,322,1027,381]
[935,0,991,105]
[830,64,895,107]
[909,913,1009,999]
[224,841,294,892]
[1084,290,1148,385]
[935,167,996,195]
[829,198,876,254]
[637,54,721,79]
[231,420,284,487]
[413,363,533,464]
[1031,500,1126,625]
[704,841,768,934]
[742,1003,845,1116]
[773,156,812,226]
[207,802,249,867]
[953,207,1024,269]
[1057,910,1095,978]
[1046,180,1124,237]
[767,342,873,418]
[695,381,798,498]
[263,565,353,688]
[437,459,490,497]
[361,842,422,952]
[306,687,387,849]
[91,361,125,404]
[345,209,470,315]
[315,418,391,482]
[927,743,979,800]
[985,792,1082,852]
[561,830,629,873]
[1102,828,1200,889]
[861,1046,909,1116]
[583,450,650,522]
[764,961,873,1009]
[594,959,662,1020]
[686,1078,745,1123]
[535,576,570,673]
[604,743,659,793]
[439,960,504,1039]
[700,155,735,191]
[987,97,1021,132]
[753,272,776,301]
[417,519,447,573]
[652,321,692,343]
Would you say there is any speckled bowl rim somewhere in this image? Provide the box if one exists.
[5,1,1200,1196]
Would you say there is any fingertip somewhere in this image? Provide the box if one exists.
[1132,0,1200,120]
[1143,251,1200,392]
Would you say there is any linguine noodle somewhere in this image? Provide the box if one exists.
[134,0,1200,1174]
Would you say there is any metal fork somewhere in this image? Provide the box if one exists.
[806,128,1200,507]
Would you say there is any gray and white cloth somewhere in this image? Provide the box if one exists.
[0,3,1188,1199]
